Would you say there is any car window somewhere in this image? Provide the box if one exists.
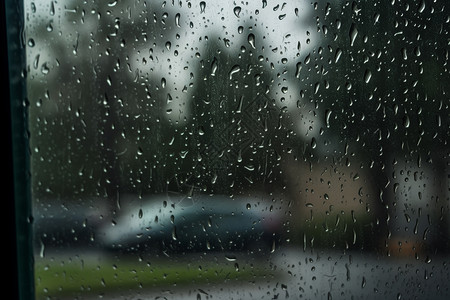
[14,0,450,299]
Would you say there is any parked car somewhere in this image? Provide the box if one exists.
[98,194,283,255]
[33,198,109,251]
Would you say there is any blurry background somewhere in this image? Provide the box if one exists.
[24,0,449,299]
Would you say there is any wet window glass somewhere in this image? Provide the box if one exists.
[22,0,449,299]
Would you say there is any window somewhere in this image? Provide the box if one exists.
[7,0,450,299]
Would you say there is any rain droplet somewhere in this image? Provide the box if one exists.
[246,203,251,210]
[172,226,177,240]
[175,13,181,27]
[211,173,217,184]
[165,41,171,51]
[401,48,407,60]
[233,6,241,17]
[325,109,332,128]
[229,65,240,79]
[247,33,256,49]
[361,276,366,288]
[27,38,35,47]
[404,213,411,223]
[41,63,50,75]
[418,0,425,13]
[403,115,410,128]
[46,22,53,32]
[225,255,237,262]
[138,209,143,219]
[335,48,343,63]
[364,69,372,83]
[311,137,317,149]
[200,1,206,13]
[349,23,358,46]
[295,62,302,78]
[210,57,218,76]
[39,241,45,258]
[49,1,55,16]
[33,54,40,69]
[314,82,320,94]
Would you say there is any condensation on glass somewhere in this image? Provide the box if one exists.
[25,0,449,299]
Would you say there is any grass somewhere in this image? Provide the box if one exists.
[34,253,275,299]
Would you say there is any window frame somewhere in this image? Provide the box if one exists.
[4,0,34,299]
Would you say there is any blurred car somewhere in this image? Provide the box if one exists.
[33,198,109,252]
[98,194,283,255]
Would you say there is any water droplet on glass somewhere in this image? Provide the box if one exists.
[225,255,237,262]
[46,21,53,32]
[403,115,410,128]
[172,226,177,240]
[211,173,218,184]
[349,23,358,46]
[138,209,143,219]
[237,150,242,162]
[49,1,55,16]
[335,48,343,63]
[295,62,302,78]
[41,63,49,75]
[325,109,332,128]
[233,6,241,17]
[200,1,206,13]
[311,137,317,149]
[28,38,35,47]
[418,0,425,13]
[314,82,320,94]
[229,65,240,79]
[414,46,421,56]
[175,13,181,27]
[246,203,251,210]
[210,57,218,76]
[247,33,256,49]
[401,48,407,60]
[364,69,372,83]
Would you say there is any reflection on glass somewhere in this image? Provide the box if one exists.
[26,1,449,299]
